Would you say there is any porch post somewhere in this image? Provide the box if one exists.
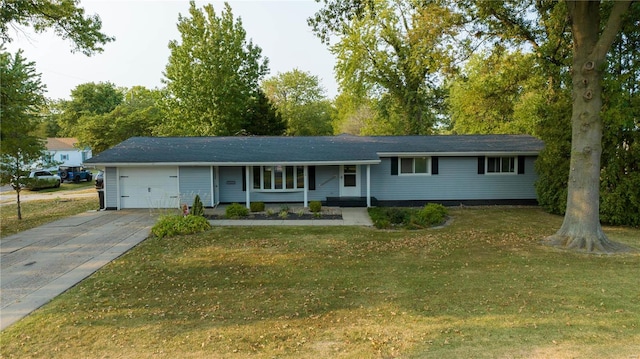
[366,164,371,208]
[303,165,308,207]
[245,166,250,208]
[214,166,217,207]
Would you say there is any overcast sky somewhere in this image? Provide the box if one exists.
[4,0,338,101]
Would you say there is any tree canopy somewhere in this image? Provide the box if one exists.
[57,81,123,138]
[262,69,333,136]
[158,1,269,136]
[310,0,464,134]
[76,86,163,154]
[1,0,113,55]
[448,48,544,136]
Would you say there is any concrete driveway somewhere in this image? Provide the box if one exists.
[0,210,156,330]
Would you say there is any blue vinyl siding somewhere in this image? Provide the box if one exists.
[105,167,118,208]
[310,166,339,200]
[179,167,213,207]
[370,157,537,201]
[218,167,245,203]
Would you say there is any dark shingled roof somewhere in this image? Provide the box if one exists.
[85,135,544,165]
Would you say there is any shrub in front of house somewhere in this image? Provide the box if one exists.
[409,203,448,229]
[250,202,265,212]
[379,207,413,225]
[309,201,322,213]
[368,207,410,229]
[191,195,205,217]
[225,203,249,219]
[152,215,211,239]
[368,204,448,229]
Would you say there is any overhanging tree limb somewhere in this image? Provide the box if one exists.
[593,1,632,60]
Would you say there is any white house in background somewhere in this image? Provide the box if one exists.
[41,138,92,169]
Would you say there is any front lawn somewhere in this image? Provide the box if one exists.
[0,197,98,237]
[1,207,639,358]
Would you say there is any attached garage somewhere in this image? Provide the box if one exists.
[119,167,179,209]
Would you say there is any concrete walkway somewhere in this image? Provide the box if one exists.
[0,210,156,331]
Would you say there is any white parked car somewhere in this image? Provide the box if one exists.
[12,170,61,190]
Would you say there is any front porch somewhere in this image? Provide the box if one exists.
[237,164,375,209]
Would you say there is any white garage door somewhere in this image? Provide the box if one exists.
[119,167,179,209]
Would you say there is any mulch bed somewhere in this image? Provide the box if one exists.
[206,213,343,220]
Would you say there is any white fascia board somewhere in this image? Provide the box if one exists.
[86,160,382,167]
[377,151,540,157]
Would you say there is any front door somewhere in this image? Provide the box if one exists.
[340,165,360,197]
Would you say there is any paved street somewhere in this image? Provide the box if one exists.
[0,187,97,206]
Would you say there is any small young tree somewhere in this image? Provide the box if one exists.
[0,50,47,220]
[191,195,205,217]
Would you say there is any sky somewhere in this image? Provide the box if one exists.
[4,0,339,101]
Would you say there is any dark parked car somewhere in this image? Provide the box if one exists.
[58,166,93,183]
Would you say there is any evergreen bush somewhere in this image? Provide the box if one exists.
[309,201,322,213]
[250,202,265,212]
[191,195,205,217]
[225,203,249,218]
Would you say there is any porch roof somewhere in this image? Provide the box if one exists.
[85,135,543,166]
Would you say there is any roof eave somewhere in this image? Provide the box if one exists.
[84,160,382,167]
[377,151,541,157]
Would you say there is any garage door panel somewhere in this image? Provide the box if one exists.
[120,168,179,209]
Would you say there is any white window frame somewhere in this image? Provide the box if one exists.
[252,165,305,192]
[486,156,517,175]
[60,154,69,161]
[398,157,431,176]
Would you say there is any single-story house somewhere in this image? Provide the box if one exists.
[41,138,92,170]
[84,135,543,210]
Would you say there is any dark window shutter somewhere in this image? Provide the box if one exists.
[431,156,439,175]
[518,156,525,174]
[477,156,485,174]
[391,157,398,175]
[308,166,316,190]
[242,167,246,191]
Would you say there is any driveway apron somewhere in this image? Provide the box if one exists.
[0,210,156,330]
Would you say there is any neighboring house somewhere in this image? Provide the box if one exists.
[42,138,92,170]
[84,135,543,210]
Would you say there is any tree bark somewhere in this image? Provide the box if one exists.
[544,1,634,253]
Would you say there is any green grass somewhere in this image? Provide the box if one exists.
[0,197,98,237]
[1,207,639,358]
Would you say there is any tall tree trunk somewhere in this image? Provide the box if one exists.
[544,1,633,253]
